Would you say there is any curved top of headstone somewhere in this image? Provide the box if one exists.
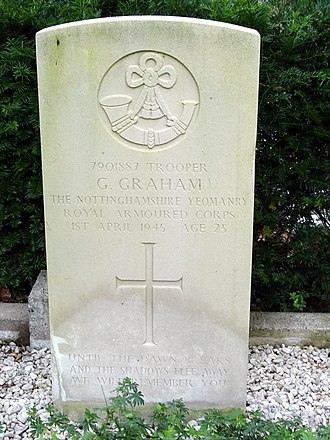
[37,15,260,37]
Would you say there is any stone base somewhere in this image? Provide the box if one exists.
[28,270,50,349]
[1,272,330,348]
[0,303,29,345]
[249,311,330,348]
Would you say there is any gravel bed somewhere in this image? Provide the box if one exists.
[0,342,329,439]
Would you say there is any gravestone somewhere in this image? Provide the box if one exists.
[37,16,260,413]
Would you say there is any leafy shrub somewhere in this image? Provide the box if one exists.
[251,0,330,311]
[28,377,330,439]
[0,0,103,297]
[0,0,329,310]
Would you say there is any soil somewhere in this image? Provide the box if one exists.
[0,287,28,303]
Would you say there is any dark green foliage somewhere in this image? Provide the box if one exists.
[28,377,330,439]
[252,0,330,311]
[0,0,103,297]
[116,0,208,18]
[0,0,329,310]
[0,31,43,295]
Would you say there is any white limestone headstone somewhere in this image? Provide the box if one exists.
[37,16,260,413]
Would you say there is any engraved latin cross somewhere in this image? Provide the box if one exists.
[116,242,183,346]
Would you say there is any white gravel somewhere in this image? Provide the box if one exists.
[0,342,329,439]
[247,345,330,427]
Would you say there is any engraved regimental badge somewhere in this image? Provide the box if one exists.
[99,51,199,150]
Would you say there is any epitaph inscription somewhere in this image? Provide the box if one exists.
[99,51,199,149]
[116,242,183,346]
[67,352,230,390]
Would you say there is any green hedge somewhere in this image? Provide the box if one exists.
[0,0,329,311]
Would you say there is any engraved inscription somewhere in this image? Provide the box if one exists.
[66,352,231,391]
[99,52,199,150]
[48,161,248,234]
[116,243,183,346]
